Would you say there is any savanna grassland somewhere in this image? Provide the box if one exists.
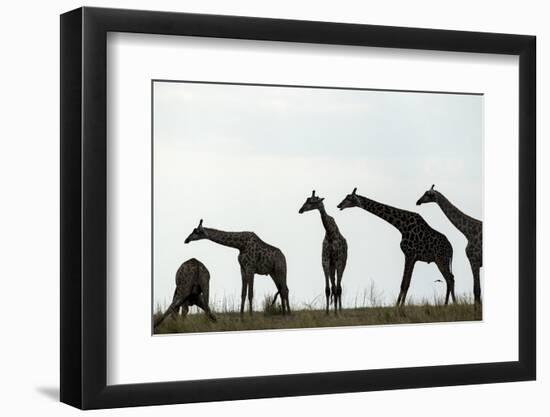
[153,294,481,334]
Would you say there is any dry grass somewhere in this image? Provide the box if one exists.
[153,293,481,334]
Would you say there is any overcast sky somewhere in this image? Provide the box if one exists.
[153,81,483,312]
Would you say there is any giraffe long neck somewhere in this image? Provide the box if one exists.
[356,195,410,232]
[204,228,249,250]
[317,205,340,238]
[434,191,481,237]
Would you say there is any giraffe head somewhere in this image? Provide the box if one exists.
[337,187,360,210]
[416,184,438,206]
[184,219,208,244]
[299,190,325,214]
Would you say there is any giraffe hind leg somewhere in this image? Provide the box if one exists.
[469,258,482,305]
[195,293,217,322]
[269,270,289,315]
[281,285,290,316]
[435,258,456,305]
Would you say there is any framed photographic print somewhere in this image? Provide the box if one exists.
[60,6,536,409]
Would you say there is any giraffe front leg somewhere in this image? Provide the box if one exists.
[397,257,416,307]
[154,295,184,328]
[329,264,337,314]
[322,262,331,315]
[195,293,217,322]
[248,277,254,316]
[239,273,248,318]
[180,301,190,319]
[336,266,345,313]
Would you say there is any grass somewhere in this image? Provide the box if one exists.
[153,292,481,334]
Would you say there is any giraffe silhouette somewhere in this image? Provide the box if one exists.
[154,258,216,329]
[299,190,347,314]
[184,219,290,316]
[417,185,482,305]
[337,188,456,306]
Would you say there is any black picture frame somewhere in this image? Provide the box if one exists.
[60,6,536,410]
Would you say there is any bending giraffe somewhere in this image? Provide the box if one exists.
[337,188,456,306]
[154,258,216,329]
[184,219,290,316]
[417,185,483,304]
[299,190,347,314]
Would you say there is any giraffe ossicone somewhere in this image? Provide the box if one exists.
[338,188,456,306]
[184,220,291,316]
[417,185,483,304]
[299,190,347,314]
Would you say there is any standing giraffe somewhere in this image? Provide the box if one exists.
[184,219,290,316]
[337,188,456,306]
[416,185,482,305]
[154,258,216,329]
[299,190,347,314]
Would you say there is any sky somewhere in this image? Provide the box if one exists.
[153,81,483,313]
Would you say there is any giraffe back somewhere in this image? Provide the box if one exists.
[175,258,210,299]
[238,233,286,276]
[399,213,453,262]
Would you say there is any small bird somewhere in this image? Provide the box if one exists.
[434,279,444,283]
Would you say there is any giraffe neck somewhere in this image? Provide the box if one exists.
[356,195,410,232]
[434,191,480,238]
[317,205,340,238]
[204,228,249,250]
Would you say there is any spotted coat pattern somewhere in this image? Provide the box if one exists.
[417,186,483,304]
[338,189,456,306]
[299,191,347,314]
[185,220,290,315]
[154,258,216,329]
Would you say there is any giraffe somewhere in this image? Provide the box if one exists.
[337,188,456,306]
[154,258,216,329]
[184,219,290,316]
[299,190,347,314]
[416,185,483,305]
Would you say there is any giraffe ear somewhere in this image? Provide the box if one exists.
[352,187,357,195]
[320,197,325,202]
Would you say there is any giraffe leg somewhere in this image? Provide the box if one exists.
[280,285,290,316]
[195,293,217,322]
[329,264,337,314]
[180,301,189,319]
[470,259,482,306]
[336,267,344,313]
[269,268,289,315]
[239,270,249,317]
[322,262,331,315]
[435,258,456,305]
[248,277,254,315]
[286,289,291,315]
[397,257,415,307]
[154,295,185,328]
[171,287,180,317]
